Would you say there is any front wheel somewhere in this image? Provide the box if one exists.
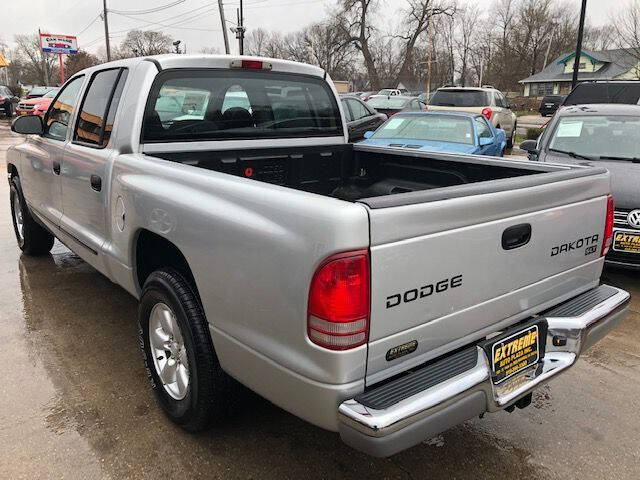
[10,177,54,255]
[138,268,237,432]
[507,122,517,149]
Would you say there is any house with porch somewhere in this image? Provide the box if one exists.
[520,48,640,97]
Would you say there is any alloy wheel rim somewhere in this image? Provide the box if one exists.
[13,194,24,243]
[148,302,190,400]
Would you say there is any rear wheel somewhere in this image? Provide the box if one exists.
[507,122,517,149]
[10,177,54,255]
[138,268,237,432]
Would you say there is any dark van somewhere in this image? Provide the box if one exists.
[538,95,565,116]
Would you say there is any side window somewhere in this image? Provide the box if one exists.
[341,100,353,122]
[411,99,420,110]
[44,76,84,141]
[103,70,129,146]
[475,117,492,139]
[74,69,126,147]
[348,99,369,120]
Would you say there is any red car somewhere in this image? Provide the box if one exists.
[16,88,59,117]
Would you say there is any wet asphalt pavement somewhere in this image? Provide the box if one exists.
[0,118,639,479]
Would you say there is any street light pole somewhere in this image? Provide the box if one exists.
[103,0,111,61]
[236,0,245,55]
[571,0,587,89]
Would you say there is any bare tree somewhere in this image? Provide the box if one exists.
[612,0,640,77]
[454,4,479,85]
[336,0,382,89]
[394,0,456,86]
[245,28,270,56]
[583,25,616,52]
[64,50,99,77]
[119,30,173,58]
[14,34,59,85]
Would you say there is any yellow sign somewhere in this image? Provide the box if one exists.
[491,325,540,383]
[613,231,640,254]
[0,54,9,68]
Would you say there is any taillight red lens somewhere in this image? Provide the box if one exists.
[602,194,614,256]
[307,250,370,350]
[230,59,272,70]
[481,107,492,120]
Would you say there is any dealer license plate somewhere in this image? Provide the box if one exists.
[488,323,543,384]
[613,230,640,254]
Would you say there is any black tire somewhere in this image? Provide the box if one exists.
[6,103,15,117]
[10,177,55,255]
[138,268,236,432]
[507,122,517,149]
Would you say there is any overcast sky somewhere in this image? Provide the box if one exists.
[0,0,616,57]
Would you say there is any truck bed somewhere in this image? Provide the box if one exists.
[149,143,586,205]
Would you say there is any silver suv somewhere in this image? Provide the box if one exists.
[428,86,518,148]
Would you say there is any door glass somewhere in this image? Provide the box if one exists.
[74,69,121,146]
[475,117,492,139]
[45,76,84,141]
[103,70,129,146]
[348,99,369,119]
[341,99,353,122]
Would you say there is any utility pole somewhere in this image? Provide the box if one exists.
[543,29,555,68]
[218,0,230,54]
[572,0,587,89]
[426,17,433,97]
[38,29,48,86]
[236,0,245,55]
[103,0,111,61]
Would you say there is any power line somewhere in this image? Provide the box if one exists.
[76,13,101,36]
[109,0,186,15]
[110,9,222,31]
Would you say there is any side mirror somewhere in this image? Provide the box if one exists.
[11,115,43,135]
[519,139,538,153]
[363,131,374,139]
[479,137,493,146]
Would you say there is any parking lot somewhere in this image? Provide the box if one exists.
[0,117,638,479]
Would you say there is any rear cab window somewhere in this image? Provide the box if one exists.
[564,83,640,106]
[142,69,343,142]
[431,89,490,107]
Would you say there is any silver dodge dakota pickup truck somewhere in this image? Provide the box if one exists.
[7,55,630,457]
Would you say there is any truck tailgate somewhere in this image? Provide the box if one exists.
[362,170,611,384]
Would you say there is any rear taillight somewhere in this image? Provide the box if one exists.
[602,195,614,256]
[307,250,370,350]
[481,107,492,120]
[230,59,272,70]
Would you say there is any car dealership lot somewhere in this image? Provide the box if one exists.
[0,118,638,479]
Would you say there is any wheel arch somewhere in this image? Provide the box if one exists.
[7,162,18,182]
[133,229,199,299]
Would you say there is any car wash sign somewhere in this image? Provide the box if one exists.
[40,33,78,55]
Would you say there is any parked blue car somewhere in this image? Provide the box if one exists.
[360,111,507,156]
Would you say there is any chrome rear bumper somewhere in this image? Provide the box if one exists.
[338,284,630,457]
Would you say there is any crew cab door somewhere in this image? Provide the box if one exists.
[19,76,84,226]
[59,68,128,255]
